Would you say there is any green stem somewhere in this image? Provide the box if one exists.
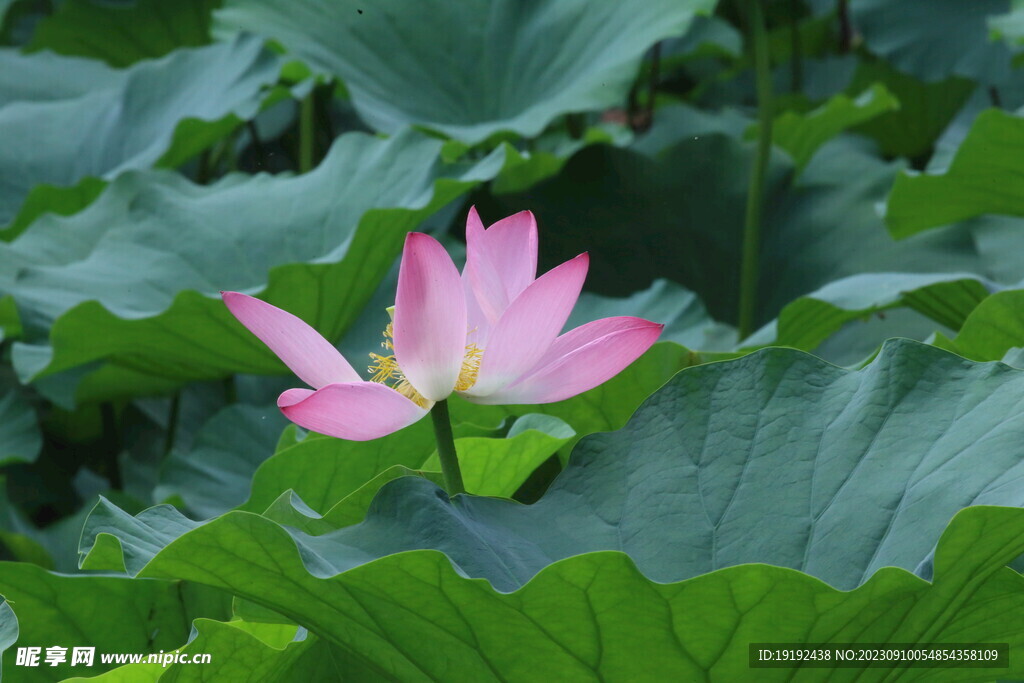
[299,91,315,173]
[738,0,773,341]
[429,399,465,496]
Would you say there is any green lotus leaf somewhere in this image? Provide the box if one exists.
[844,60,975,161]
[0,36,279,230]
[83,341,1024,592]
[0,562,230,682]
[751,271,998,354]
[60,620,364,682]
[80,506,1024,680]
[155,404,288,518]
[67,340,1024,677]
[479,132,995,328]
[886,109,1024,237]
[214,0,716,143]
[0,386,40,465]
[852,0,1013,84]
[938,289,1024,362]
[748,83,899,169]
[27,0,218,67]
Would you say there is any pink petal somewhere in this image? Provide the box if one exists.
[222,292,360,389]
[465,253,589,397]
[278,382,430,441]
[467,317,664,405]
[463,268,491,349]
[465,207,538,324]
[277,387,314,408]
[393,233,467,401]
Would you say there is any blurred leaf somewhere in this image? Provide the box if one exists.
[155,404,288,518]
[215,0,716,143]
[752,272,998,352]
[490,124,630,195]
[480,134,991,328]
[990,6,1024,53]
[1,130,506,403]
[28,0,219,67]
[750,83,899,169]
[1,178,106,243]
[845,60,974,160]
[886,109,1024,237]
[569,279,736,351]
[943,289,1024,361]
[0,387,40,465]
[0,36,279,230]
[659,14,741,64]
[630,102,750,157]
[853,0,1013,84]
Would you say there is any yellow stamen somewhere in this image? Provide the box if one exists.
[456,342,483,392]
[367,319,484,406]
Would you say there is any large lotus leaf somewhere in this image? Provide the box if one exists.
[0,129,506,404]
[27,0,218,67]
[886,109,1024,237]
[62,620,361,682]
[83,340,1024,596]
[478,133,993,327]
[214,0,715,143]
[81,504,1024,680]
[0,35,279,229]
[749,271,998,353]
[852,0,1013,84]
[0,562,230,682]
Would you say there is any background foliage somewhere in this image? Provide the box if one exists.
[1,0,1024,680]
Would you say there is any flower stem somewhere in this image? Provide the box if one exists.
[738,0,773,341]
[430,399,465,496]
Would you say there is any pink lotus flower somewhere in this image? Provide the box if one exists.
[222,209,663,441]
